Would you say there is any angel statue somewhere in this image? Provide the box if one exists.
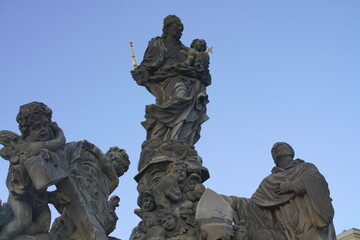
[0,102,66,240]
[0,102,130,240]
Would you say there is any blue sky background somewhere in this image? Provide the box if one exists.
[0,1,359,239]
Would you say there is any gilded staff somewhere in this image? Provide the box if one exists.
[129,41,137,69]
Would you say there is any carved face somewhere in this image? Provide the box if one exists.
[161,214,176,231]
[168,164,186,183]
[271,142,294,164]
[184,177,198,192]
[167,22,182,39]
[107,149,129,177]
[180,201,194,219]
[26,116,51,142]
[142,195,156,212]
[193,40,206,52]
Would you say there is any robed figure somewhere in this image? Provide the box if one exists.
[224,142,336,240]
[131,15,211,146]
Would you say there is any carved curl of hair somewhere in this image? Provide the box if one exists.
[162,15,183,37]
[16,101,52,138]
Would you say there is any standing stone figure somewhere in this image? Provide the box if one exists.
[223,142,336,240]
[130,15,211,240]
[0,102,130,240]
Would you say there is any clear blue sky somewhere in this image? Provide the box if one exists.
[0,1,359,239]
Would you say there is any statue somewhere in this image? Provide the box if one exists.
[130,15,212,240]
[221,142,336,240]
[130,15,211,240]
[131,14,211,147]
[0,102,66,240]
[0,102,130,240]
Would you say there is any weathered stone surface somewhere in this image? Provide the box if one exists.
[337,228,360,240]
[0,102,129,240]
[130,15,212,240]
[215,142,336,240]
[196,189,235,240]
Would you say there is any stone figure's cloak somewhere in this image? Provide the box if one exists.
[138,37,209,145]
[251,159,336,239]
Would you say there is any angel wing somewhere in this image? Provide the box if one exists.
[0,130,19,147]
[0,130,20,160]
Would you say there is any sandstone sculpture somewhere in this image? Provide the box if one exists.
[130,15,211,240]
[0,102,129,240]
[200,142,336,240]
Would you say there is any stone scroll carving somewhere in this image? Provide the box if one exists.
[0,102,130,240]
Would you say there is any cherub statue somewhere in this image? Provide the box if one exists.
[0,101,66,240]
[0,102,130,240]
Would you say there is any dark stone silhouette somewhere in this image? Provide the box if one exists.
[208,142,336,240]
[130,15,211,240]
[131,15,211,148]
[0,102,129,240]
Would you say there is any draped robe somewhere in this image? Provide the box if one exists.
[228,159,336,240]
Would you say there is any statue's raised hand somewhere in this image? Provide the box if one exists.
[131,67,149,86]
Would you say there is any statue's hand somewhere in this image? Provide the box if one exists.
[131,68,149,86]
[275,182,293,195]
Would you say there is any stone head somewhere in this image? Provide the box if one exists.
[191,39,207,52]
[184,173,202,192]
[137,190,156,212]
[180,200,195,219]
[271,142,295,165]
[106,146,130,177]
[16,101,53,142]
[158,208,177,231]
[162,15,183,39]
[167,161,187,183]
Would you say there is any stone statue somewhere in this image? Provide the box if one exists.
[222,142,336,240]
[0,102,66,240]
[0,102,129,240]
[130,15,212,240]
[131,14,211,147]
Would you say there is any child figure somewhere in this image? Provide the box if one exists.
[185,39,209,66]
[0,102,66,240]
[185,39,211,86]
